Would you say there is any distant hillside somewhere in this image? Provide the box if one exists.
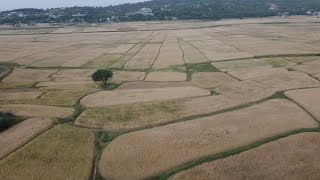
[1,0,320,24]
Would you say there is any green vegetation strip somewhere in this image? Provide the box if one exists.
[151,128,320,180]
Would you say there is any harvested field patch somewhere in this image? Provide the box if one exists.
[81,86,211,107]
[145,72,187,82]
[292,61,320,75]
[118,81,193,90]
[285,56,320,63]
[0,82,35,89]
[0,91,42,100]
[52,69,95,82]
[2,68,56,83]
[285,88,320,120]
[228,67,288,80]
[153,39,185,69]
[0,125,94,180]
[170,133,320,180]
[76,95,243,131]
[98,99,318,179]
[314,74,320,80]
[125,44,161,70]
[215,71,320,103]
[0,118,53,159]
[179,40,208,64]
[192,72,237,88]
[107,44,134,54]
[12,52,55,65]
[0,104,74,118]
[110,44,145,68]
[112,71,146,82]
[36,81,96,90]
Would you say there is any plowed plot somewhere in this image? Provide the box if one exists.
[0,118,53,159]
[2,68,56,83]
[190,39,253,61]
[285,88,320,120]
[285,56,320,63]
[178,40,208,64]
[110,44,145,68]
[170,133,320,180]
[0,125,94,180]
[76,95,243,131]
[98,99,317,179]
[0,91,42,100]
[153,38,185,69]
[215,71,320,103]
[228,67,288,80]
[212,58,293,72]
[81,86,210,107]
[125,44,161,69]
[112,71,146,82]
[118,81,193,90]
[52,69,95,82]
[145,72,186,82]
[0,104,74,118]
[191,72,237,88]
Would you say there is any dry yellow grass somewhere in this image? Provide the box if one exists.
[0,125,95,180]
[118,81,193,90]
[145,72,187,82]
[84,54,122,68]
[98,99,318,179]
[0,118,53,159]
[170,133,320,180]
[285,56,320,63]
[0,104,74,118]
[228,67,288,80]
[285,88,320,120]
[75,95,244,131]
[36,81,96,90]
[191,72,238,88]
[111,71,146,82]
[12,52,55,65]
[2,68,57,83]
[81,86,211,107]
[125,44,161,69]
[178,40,208,64]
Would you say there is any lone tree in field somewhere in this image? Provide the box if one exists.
[92,69,113,86]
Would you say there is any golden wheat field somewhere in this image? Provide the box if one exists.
[0,16,320,179]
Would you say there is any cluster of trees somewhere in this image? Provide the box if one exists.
[1,0,320,24]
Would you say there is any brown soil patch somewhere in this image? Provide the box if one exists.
[170,133,320,180]
[145,72,187,82]
[285,88,320,120]
[118,81,193,90]
[98,99,317,179]
[2,68,56,83]
[0,104,74,118]
[125,44,161,69]
[81,86,211,107]
[0,125,94,180]
[228,67,288,80]
[112,71,146,82]
[0,118,53,159]
[191,72,238,88]
[75,95,243,131]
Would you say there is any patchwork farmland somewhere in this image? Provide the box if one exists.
[0,16,320,180]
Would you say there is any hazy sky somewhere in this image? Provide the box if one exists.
[0,0,148,11]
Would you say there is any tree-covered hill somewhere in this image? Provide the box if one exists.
[1,0,320,24]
